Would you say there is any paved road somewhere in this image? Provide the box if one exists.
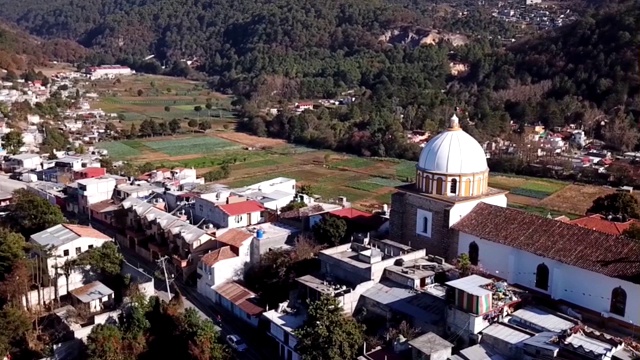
[0,174,27,192]
[120,248,268,360]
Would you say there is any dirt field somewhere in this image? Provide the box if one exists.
[214,132,287,148]
[538,184,614,215]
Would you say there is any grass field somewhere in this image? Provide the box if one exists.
[90,74,234,121]
[142,137,238,156]
[98,141,141,158]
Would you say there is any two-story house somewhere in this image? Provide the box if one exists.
[196,228,253,300]
[77,177,117,215]
[30,224,112,295]
[4,153,42,172]
[211,200,265,229]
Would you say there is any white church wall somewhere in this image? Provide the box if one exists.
[448,195,507,227]
[457,232,640,326]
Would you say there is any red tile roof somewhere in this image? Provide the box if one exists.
[218,201,264,216]
[568,214,639,236]
[214,282,264,316]
[452,203,640,282]
[201,246,237,267]
[62,224,111,240]
[330,208,374,219]
[217,228,252,248]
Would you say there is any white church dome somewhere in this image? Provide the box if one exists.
[417,114,488,175]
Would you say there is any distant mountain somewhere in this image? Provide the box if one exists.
[0,22,87,71]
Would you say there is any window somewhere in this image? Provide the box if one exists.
[469,242,479,265]
[235,215,243,222]
[535,263,549,291]
[75,247,81,255]
[416,209,432,237]
[63,249,69,257]
[610,287,627,317]
[450,178,458,195]
[88,245,94,250]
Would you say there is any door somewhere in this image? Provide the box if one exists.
[247,213,252,226]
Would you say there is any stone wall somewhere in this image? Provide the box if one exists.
[390,190,456,260]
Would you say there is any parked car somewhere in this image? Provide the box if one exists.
[225,334,247,352]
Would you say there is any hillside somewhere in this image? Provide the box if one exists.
[0,23,87,71]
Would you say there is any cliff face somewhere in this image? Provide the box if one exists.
[378,27,470,47]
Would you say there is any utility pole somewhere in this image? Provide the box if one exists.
[157,256,173,300]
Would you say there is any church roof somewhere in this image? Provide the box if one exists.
[417,114,488,175]
[452,203,640,283]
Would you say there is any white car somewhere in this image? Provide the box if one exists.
[226,334,248,352]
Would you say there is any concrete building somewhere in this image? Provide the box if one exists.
[4,153,42,172]
[210,200,266,229]
[85,65,134,80]
[263,302,305,360]
[77,177,117,215]
[30,224,112,278]
[408,332,453,360]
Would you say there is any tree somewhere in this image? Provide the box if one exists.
[2,130,24,155]
[187,119,198,132]
[129,123,138,138]
[0,305,31,357]
[164,106,170,112]
[312,215,347,246]
[137,89,144,97]
[100,157,114,170]
[194,105,203,120]
[0,229,26,279]
[588,192,640,219]
[198,120,212,131]
[105,122,118,134]
[86,324,124,360]
[456,253,472,276]
[295,296,364,360]
[8,189,66,236]
[76,242,124,278]
[623,223,640,241]
[602,112,640,152]
[169,119,181,134]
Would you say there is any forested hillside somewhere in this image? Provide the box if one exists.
[0,0,638,157]
[0,24,86,71]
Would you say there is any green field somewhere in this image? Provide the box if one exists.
[333,157,377,169]
[98,141,141,158]
[395,161,416,180]
[349,181,387,192]
[142,137,239,156]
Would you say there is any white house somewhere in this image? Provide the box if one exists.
[85,65,134,80]
[197,228,253,299]
[27,114,42,124]
[4,153,42,171]
[263,302,304,360]
[453,202,640,329]
[30,224,112,279]
[77,177,117,215]
[210,200,265,229]
[70,281,114,312]
[232,177,296,211]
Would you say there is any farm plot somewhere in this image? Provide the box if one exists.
[490,175,566,200]
[538,184,613,215]
[97,141,141,159]
[332,157,377,169]
[395,161,416,180]
[349,181,387,192]
[366,177,408,187]
[142,137,239,156]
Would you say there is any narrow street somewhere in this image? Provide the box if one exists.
[115,236,271,360]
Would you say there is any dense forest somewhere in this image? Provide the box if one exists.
[0,0,639,157]
[0,23,86,71]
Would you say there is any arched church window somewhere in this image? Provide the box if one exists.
[535,263,549,291]
[436,178,444,194]
[450,179,458,195]
[610,287,627,317]
[469,242,479,265]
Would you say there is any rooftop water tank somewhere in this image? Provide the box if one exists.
[256,229,264,240]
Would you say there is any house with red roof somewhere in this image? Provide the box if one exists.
[565,214,640,236]
[328,207,389,234]
[210,200,266,229]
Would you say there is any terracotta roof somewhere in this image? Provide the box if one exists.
[201,246,237,267]
[217,228,252,248]
[89,200,117,213]
[62,224,111,240]
[330,208,374,219]
[218,200,264,216]
[568,214,639,236]
[214,282,264,316]
[452,203,640,282]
